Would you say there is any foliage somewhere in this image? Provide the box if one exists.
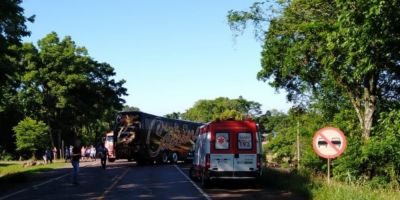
[0,0,34,108]
[13,117,49,156]
[0,0,34,154]
[182,96,261,122]
[121,105,140,112]
[17,32,127,146]
[228,0,400,138]
[333,110,400,189]
[164,112,182,120]
[0,148,15,161]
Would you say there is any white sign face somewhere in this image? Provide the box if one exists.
[312,127,347,159]
[238,132,252,150]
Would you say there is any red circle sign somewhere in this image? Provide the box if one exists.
[313,127,347,159]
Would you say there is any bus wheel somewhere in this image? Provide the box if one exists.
[170,152,179,163]
[161,152,169,164]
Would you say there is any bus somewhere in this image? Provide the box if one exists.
[104,132,116,162]
[113,111,203,164]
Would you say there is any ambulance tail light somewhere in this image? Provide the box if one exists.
[205,154,210,170]
[257,154,262,169]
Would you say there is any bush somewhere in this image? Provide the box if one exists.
[333,110,400,188]
[0,149,14,161]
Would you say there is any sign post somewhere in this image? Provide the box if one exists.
[312,127,347,183]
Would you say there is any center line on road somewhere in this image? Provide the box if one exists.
[96,167,130,200]
[174,165,212,200]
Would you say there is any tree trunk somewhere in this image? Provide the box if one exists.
[348,75,377,139]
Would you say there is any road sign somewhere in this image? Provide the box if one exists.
[312,127,347,159]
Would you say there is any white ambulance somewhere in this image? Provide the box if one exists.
[189,119,263,187]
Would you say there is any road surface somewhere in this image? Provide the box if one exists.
[0,160,304,200]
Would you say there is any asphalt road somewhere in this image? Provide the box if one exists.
[0,160,305,200]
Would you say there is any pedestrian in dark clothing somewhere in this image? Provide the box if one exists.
[97,143,108,169]
[71,145,81,185]
[65,146,70,162]
[45,148,53,163]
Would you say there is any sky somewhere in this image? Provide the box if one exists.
[21,0,292,116]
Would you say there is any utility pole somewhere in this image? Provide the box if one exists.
[297,120,300,169]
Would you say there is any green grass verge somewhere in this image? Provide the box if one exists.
[259,167,400,200]
[0,160,67,190]
[312,180,400,200]
[0,161,66,177]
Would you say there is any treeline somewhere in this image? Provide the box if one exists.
[0,1,126,159]
[225,0,400,188]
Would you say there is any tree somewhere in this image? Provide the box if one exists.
[0,0,34,110]
[122,105,140,112]
[0,0,34,154]
[164,112,182,120]
[228,0,400,138]
[18,32,127,146]
[13,117,49,159]
[182,96,262,122]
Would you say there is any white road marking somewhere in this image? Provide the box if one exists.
[174,165,212,200]
[0,162,96,200]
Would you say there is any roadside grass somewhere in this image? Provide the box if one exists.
[0,160,66,177]
[260,167,400,200]
[0,160,67,190]
[259,167,314,199]
[312,180,400,200]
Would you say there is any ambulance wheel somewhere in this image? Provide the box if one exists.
[201,172,211,188]
[170,152,179,163]
[189,167,196,180]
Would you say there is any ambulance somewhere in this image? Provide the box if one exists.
[189,119,263,187]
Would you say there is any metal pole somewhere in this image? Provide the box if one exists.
[327,158,331,184]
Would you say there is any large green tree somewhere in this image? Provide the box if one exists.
[18,32,127,146]
[182,96,262,122]
[0,0,34,153]
[228,0,400,138]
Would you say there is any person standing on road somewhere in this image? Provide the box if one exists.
[97,143,108,169]
[71,144,81,185]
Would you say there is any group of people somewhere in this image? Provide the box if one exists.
[69,143,109,185]
[64,145,106,161]
[42,147,57,164]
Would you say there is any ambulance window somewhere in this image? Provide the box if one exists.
[215,132,229,150]
[238,132,252,150]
